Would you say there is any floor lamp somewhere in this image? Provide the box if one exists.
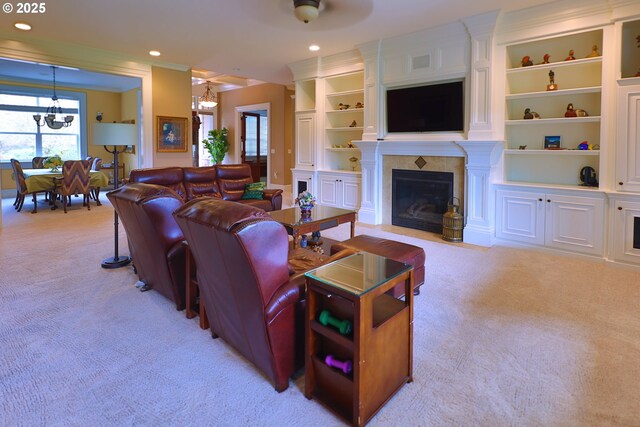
[91,122,137,269]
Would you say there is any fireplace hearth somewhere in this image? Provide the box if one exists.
[392,169,453,233]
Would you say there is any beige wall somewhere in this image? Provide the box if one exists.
[119,88,140,176]
[1,80,122,191]
[151,66,192,168]
[218,83,294,186]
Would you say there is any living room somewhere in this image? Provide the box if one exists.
[1,0,639,425]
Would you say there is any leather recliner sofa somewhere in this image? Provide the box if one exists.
[173,198,355,392]
[107,183,188,310]
[129,163,282,211]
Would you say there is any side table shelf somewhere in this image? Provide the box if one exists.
[305,252,414,426]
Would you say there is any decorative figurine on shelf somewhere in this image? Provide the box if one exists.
[575,108,589,117]
[349,120,357,127]
[347,141,355,148]
[565,50,575,61]
[337,103,350,110]
[521,55,533,67]
[523,108,540,119]
[578,141,592,150]
[547,69,558,91]
[541,53,551,64]
[349,156,359,171]
[564,103,578,117]
[355,102,364,109]
[586,45,600,58]
[519,145,527,150]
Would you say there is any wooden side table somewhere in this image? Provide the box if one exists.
[304,252,414,426]
[101,163,125,187]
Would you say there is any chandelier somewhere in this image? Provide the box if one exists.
[199,82,218,108]
[33,66,74,129]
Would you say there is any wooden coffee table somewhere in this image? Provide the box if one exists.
[269,205,356,249]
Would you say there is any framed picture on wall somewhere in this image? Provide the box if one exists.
[157,116,188,152]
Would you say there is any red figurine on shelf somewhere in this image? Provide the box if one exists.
[565,49,575,60]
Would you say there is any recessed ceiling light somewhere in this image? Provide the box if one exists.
[309,45,320,52]
[14,22,32,31]
[149,50,161,57]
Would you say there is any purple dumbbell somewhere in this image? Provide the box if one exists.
[325,354,352,374]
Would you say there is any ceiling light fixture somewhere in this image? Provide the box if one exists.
[33,66,74,130]
[294,0,320,23]
[309,45,320,52]
[149,50,161,57]
[14,22,32,31]
[199,82,218,108]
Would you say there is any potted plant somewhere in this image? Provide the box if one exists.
[202,127,229,165]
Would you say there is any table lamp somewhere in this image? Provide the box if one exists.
[91,122,137,269]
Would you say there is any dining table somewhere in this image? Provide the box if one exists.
[21,168,109,206]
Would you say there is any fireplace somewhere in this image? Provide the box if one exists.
[392,169,453,233]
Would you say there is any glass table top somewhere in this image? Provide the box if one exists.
[305,252,411,296]
[269,205,356,226]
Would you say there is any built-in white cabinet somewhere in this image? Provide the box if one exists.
[318,171,361,210]
[504,30,604,188]
[292,170,315,200]
[615,80,640,193]
[496,187,605,256]
[295,113,316,170]
[610,198,640,265]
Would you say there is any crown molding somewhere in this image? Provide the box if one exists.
[0,31,189,75]
[495,0,614,45]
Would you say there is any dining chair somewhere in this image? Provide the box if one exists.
[90,157,103,202]
[91,157,102,171]
[11,159,40,213]
[52,160,92,213]
[31,156,46,169]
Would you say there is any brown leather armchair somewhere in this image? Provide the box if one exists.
[173,198,353,392]
[107,183,187,310]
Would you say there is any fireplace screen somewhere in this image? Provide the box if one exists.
[392,169,454,233]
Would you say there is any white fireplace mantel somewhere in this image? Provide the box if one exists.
[354,139,504,247]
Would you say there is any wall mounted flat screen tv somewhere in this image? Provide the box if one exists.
[386,80,464,133]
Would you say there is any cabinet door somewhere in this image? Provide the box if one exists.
[295,113,315,169]
[318,175,339,207]
[545,195,604,256]
[341,178,360,210]
[616,84,640,193]
[496,190,545,245]
[292,171,314,199]
[611,200,640,265]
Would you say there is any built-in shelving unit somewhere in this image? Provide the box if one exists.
[504,29,604,188]
[323,71,364,172]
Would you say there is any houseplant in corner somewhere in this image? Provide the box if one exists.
[202,127,229,165]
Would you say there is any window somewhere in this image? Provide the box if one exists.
[197,111,215,166]
[0,85,86,165]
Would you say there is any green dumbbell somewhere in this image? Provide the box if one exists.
[318,309,352,335]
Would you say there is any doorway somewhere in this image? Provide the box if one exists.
[235,103,270,185]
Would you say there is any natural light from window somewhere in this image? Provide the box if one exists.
[0,89,83,164]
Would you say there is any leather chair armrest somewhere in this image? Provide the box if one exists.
[263,188,283,210]
[265,281,302,324]
[263,188,283,200]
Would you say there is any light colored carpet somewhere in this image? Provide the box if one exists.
[0,196,639,426]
